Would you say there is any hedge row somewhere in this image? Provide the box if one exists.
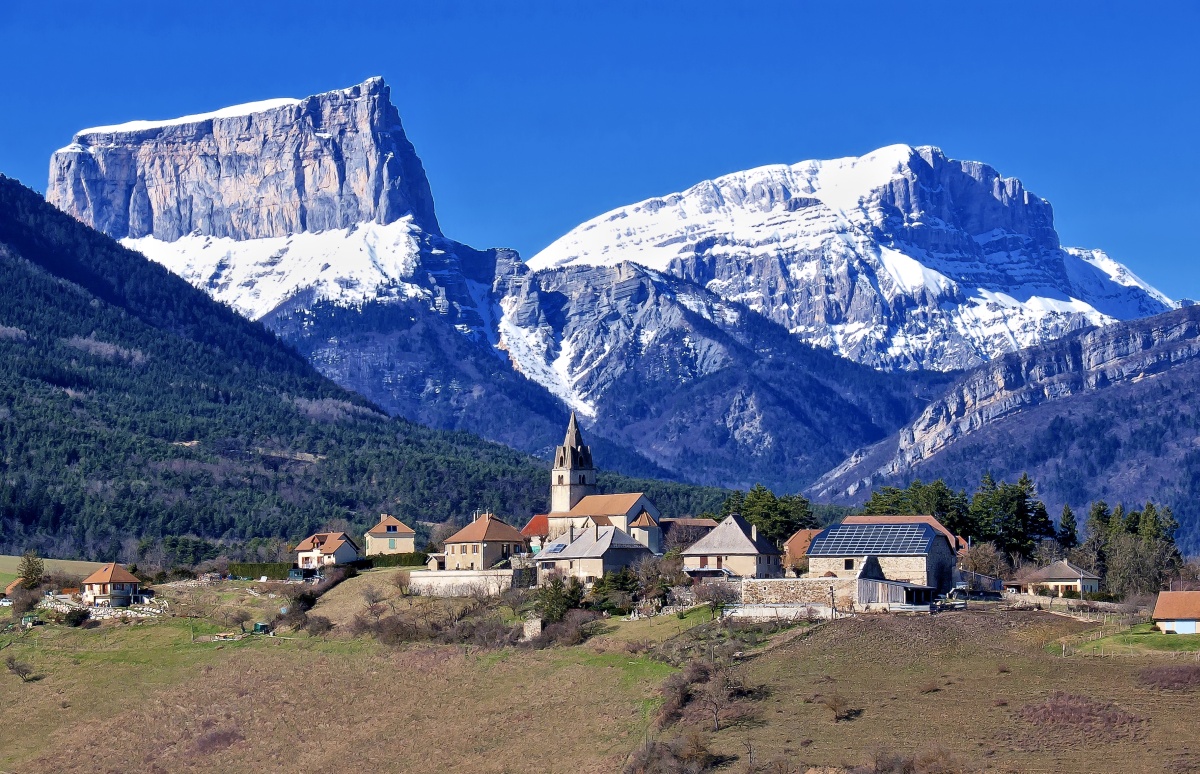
[229,562,293,580]
[364,552,429,568]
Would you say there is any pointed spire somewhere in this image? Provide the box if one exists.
[563,411,584,449]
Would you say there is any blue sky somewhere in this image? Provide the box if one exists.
[3,1,1197,296]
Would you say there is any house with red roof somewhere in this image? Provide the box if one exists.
[433,512,528,571]
[1152,591,1200,634]
[80,563,142,607]
[294,532,360,570]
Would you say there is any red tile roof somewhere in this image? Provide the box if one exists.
[81,563,140,585]
[295,532,359,555]
[566,493,646,517]
[1153,591,1200,620]
[445,513,527,544]
[521,514,550,538]
[783,528,823,560]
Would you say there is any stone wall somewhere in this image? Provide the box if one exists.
[742,577,858,610]
[408,569,513,597]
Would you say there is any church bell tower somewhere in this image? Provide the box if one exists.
[551,412,597,513]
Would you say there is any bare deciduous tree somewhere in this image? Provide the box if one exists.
[5,655,34,683]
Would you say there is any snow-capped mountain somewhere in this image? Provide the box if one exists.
[45,82,1176,492]
[526,144,1173,371]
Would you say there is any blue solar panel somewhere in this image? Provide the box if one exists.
[546,543,567,554]
[807,523,934,556]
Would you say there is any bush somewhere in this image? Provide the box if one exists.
[1138,665,1200,691]
[8,587,40,617]
[5,655,34,682]
[305,615,333,638]
[625,728,714,774]
[1018,692,1144,739]
[63,608,91,627]
[193,726,244,754]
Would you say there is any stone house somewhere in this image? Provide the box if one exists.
[435,513,528,571]
[1152,591,1200,634]
[364,514,416,556]
[806,522,956,594]
[80,563,141,607]
[535,524,652,586]
[681,513,783,579]
[295,532,361,570]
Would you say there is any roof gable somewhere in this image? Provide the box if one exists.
[445,514,527,544]
[807,523,939,557]
[295,532,359,555]
[82,563,140,585]
[682,513,779,556]
[1153,591,1200,620]
[566,493,647,518]
[521,514,550,538]
[366,515,415,537]
[542,526,651,560]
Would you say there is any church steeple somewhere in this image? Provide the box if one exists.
[551,411,597,512]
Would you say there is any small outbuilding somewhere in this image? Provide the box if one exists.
[1152,591,1200,634]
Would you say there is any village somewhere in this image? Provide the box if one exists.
[12,415,1194,627]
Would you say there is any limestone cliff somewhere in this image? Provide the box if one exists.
[48,77,439,241]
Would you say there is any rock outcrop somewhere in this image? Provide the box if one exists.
[527,145,1174,371]
[48,77,438,241]
[810,304,1200,501]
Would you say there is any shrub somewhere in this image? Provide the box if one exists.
[305,615,333,638]
[9,587,41,617]
[625,728,714,774]
[918,681,941,694]
[63,608,91,627]
[1138,665,1200,691]
[5,655,35,682]
[365,552,428,569]
[1018,692,1144,739]
[820,693,853,722]
[193,726,244,754]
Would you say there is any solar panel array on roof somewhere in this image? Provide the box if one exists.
[807,523,935,556]
[546,543,567,554]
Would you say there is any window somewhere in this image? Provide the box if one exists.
[472,545,479,554]
[558,475,564,485]
[388,538,396,550]
[844,559,854,570]
[386,525,397,533]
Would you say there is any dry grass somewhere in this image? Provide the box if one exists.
[1137,664,1200,690]
[0,554,107,584]
[706,610,1199,773]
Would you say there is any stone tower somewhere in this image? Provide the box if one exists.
[550,412,597,513]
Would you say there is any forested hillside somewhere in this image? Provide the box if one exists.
[0,176,725,560]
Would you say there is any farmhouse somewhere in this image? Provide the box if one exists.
[536,524,652,586]
[434,512,528,571]
[682,513,782,579]
[80,563,141,607]
[1151,591,1200,634]
[806,522,956,594]
[295,532,361,569]
[1008,559,1100,597]
[364,514,416,556]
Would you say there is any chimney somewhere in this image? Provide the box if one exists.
[569,525,576,542]
[380,513,388,523]
[594,524,599,541]
[751,524,758,541]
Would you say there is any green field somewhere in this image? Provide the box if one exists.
[1079,622,1200,654]
[0,554,108,591]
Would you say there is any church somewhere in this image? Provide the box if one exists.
[521,413,662,554]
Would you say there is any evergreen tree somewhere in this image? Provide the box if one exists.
[1057,505,1078,550]
[720,490,746,518]
[16,550,44,589]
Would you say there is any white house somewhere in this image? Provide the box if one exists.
[80,563,142,607]
[294,532,360,569]
[1152,591,1200,634]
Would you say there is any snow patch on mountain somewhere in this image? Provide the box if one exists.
[123,218,427,320]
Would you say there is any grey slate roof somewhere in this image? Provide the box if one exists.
[807,523,937,557]
[538,526,650,561]
[682,513,780,556]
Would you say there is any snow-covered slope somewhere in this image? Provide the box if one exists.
[123,219,427,320]
[527,144,1174,371]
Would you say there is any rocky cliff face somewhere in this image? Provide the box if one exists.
[810,304,1200,501]
[528,145,1173,371]
[48,77,438,241]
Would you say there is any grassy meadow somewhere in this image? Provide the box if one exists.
[2,575,1198,773]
